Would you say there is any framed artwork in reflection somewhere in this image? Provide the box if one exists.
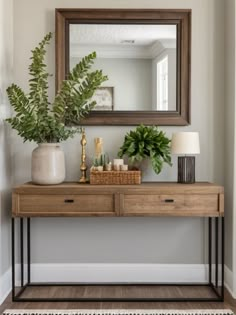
[92,87,114,111]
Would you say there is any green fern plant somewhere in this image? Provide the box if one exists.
[6,32,108,143]
[118,124,172,174]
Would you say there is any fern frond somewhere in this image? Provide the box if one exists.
[68,51,96,81]
[6,84,30,115]
[52,53,108,123]
[28,32,52,115]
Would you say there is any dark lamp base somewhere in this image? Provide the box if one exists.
[178,156,195,183]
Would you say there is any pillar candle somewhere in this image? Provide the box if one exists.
[113,158,124,166]
[94,138,103,157]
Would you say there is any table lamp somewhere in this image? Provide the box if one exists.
[171,132,200,183]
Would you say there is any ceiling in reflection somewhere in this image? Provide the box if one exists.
[70,24,176,59]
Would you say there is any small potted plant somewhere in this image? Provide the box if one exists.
[118,124,172,174]
[92,153,109,171]
[6,32,108,185]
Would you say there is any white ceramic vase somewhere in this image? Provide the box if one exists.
[31,143,65,185]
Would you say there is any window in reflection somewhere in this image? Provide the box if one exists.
[157,56,168,111]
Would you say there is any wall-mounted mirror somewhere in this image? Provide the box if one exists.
[56,9,191,125]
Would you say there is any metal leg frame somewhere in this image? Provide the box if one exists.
[12,217,224,302]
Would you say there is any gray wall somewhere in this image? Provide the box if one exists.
[11,0,225,265]
[224,0,235,274]
[0,0,13,285]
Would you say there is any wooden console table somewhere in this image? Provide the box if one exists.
[11,182,224,302]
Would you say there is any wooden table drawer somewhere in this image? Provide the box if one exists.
[122,194,219,216]
[13,194,117,216]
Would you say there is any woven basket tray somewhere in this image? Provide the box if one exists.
[90,170,141,185]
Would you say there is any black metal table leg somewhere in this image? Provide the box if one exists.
[221,217,224,299]
[20,218,24,287]
[27,217,31,284]
[208,217,212,284]
[210,216,224,301]
[215,217,219,288]
[11,218,15,300]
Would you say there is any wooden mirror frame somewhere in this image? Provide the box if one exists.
[56,8,191,126]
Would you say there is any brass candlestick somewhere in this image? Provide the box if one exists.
[79,129,88,183]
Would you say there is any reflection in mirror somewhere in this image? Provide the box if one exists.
[69,24,176,112]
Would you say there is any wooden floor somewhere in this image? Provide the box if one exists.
[0,286,236,313]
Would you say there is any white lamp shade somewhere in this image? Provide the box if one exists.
[171,132,200,155]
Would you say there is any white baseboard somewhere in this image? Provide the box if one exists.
[224,265,236,298]
[23,263,209,283]
[0,263,232,304]
[0,268,11,305]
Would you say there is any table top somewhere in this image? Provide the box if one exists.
[13,181,224,193]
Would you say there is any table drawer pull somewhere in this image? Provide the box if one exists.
[164,199,174,203]
[64,199,74,203]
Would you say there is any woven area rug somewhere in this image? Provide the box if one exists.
[2,310,234,315]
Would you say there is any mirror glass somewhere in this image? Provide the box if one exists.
[69,24,177,112]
